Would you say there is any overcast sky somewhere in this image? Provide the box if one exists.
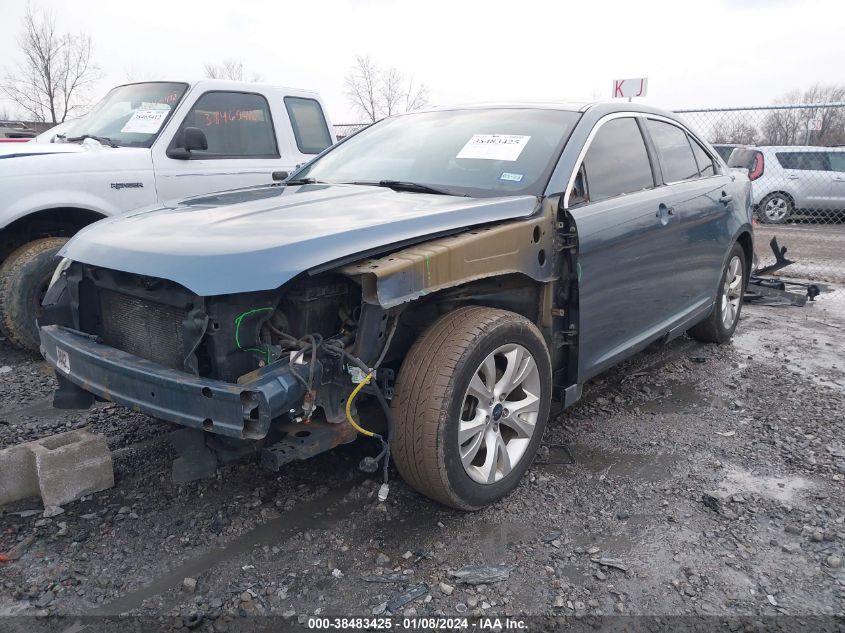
[2,0,843,123]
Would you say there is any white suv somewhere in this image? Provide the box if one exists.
[728,146,845,223]
[0,79,335,351]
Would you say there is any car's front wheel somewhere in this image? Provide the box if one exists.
[758,192,793,224]
[391,306,552,510]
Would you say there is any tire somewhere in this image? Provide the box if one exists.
[757,192,793,224]
[688,242,746,344]
[391,306,552,510]
[0,237,68,352]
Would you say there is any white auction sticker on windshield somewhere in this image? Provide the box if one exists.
[121,109,168,134]
[456,134,531,161]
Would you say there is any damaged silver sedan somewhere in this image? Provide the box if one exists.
[40,102,753,509]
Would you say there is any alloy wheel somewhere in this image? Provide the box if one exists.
[763,196,789,222]
[458,344,542,484]
[721,255,743,330]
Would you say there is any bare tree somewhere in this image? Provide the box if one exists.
[345,56,429,122]
[761,84,845,146]
[344,56,381,123]
[203,59,262,82]
[711,116,759,145]
[1,4,101,123]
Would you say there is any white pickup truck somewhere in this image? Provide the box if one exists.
[0,79,336,351]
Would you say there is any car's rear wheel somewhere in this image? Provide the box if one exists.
[688,242,746,344]
[758,193,793,224]
[0,237,68,352]
[391,306,552,510]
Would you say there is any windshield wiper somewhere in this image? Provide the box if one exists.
[345,180,459,196]
[66,134,118,148]
[284,177,324,185]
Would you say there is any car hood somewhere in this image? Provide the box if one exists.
[0,141,95,157]
[62,183,540,296]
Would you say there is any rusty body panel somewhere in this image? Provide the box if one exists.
[340,203,557,309]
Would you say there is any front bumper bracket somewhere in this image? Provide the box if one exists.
[40,325,305,439]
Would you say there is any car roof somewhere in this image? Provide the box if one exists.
[402,100,686,121]
[111,79,323,99]
[757,145,845,152]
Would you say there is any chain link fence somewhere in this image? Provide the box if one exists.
[333,122,370,139]
[677,103,845,297]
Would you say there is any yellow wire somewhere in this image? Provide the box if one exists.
[344,372,376,437]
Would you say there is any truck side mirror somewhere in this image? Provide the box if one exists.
[166,127,208,159]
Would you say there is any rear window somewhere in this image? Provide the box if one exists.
[727,149,759,169]
[647,119,699,182]
[284,97,332,154]
[690,138,716,177]
[776,152,830,171]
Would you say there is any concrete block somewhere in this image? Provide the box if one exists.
[0,444,38,506]
[0,429,114,508]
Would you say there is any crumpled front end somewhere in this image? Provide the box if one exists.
[38,261,366,443]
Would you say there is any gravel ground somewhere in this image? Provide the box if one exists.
[1,295,843,631]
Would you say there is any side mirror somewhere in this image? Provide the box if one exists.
[272,171,289,181]
[166,127,208,159]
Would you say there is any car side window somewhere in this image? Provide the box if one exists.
[776,152,831,171]
[579,117,654,203]
[829,153,845,172]
[284,97,332,154]
[690,137,716,177]
[647,120,699,182]
[177,91,278,158]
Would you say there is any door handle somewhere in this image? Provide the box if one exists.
[656,203,675,223]
[719,193,733,205]
[787,175,800,180]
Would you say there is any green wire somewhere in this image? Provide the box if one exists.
[234,307,274,365]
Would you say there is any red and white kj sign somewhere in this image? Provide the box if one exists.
[612,77,648,99]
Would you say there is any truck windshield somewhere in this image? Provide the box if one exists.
[62,82,188,148]
[296,108,581,198]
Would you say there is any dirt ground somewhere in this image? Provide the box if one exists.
[1,239,844,632]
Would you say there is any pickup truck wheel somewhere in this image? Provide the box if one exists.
[0,237,68,352]
[391,306,552,510]
[688,242,746,344]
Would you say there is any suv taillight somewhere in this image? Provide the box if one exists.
[748,152,764,181]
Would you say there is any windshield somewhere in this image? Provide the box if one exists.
[63,82,188,148]
[296,108,581,197]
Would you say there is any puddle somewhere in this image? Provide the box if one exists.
[718,466,812,503]
[539,444,678,482]
[638,380,724,414]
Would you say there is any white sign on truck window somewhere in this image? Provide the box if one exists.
[612,78,648,99]
[121,109,169,134]
[456,134,531,161]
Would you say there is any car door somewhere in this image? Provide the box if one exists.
[826,151,845,212]
[645,118,735,314]
[775,151,832,210]
[566,115,687,381]
[152,90,283,201]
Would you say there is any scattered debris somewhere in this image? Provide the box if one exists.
[715,430,736,437]
[0,535,35,562]
[448,564,512,585]
[362,573,406,583]
[182,577,197,593]
[591,557,629,572]
[42,505,64,518]
[386,583,428,612]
